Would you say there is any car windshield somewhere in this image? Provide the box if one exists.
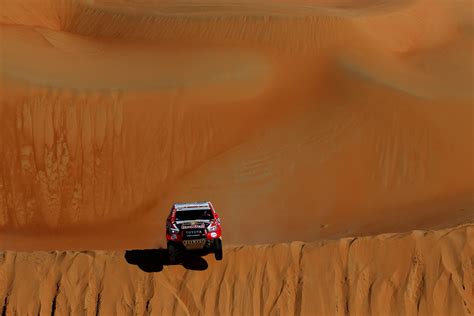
[175,209,213,221]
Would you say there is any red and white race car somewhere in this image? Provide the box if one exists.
[166,201,223,263]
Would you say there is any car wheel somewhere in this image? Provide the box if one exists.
[168,242,180,264]
[214,238,223,261]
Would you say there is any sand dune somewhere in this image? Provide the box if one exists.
[0,0,473,314]
[1,224,472,315]
[1,0,473,249]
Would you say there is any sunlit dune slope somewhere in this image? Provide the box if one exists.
[0,0,473,248]
[0,224,472,315]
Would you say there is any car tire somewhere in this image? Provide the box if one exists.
[214,238,223,261]
[168,242,180,264]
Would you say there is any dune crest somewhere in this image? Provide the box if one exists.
[1,224,472,315]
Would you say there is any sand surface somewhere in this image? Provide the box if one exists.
[0,0,473,314]
[1,0,472,249]
[1,224,473,315]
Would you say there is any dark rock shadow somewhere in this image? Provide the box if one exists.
[125,248,208,272]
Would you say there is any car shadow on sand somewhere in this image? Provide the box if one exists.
[124,249,209,273]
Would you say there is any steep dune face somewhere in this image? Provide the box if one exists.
[1,224,472,315]
[0,0,473,248]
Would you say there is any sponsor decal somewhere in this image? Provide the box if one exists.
[183,239,206,249]
[181,223,205,229]
[210,232,217,238]
[184,239,205,244]
[184,229,204,237]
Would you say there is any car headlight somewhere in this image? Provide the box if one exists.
[208,225,218,232]
[169,223,180,233]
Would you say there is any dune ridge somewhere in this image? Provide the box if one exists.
[1,223,473,315]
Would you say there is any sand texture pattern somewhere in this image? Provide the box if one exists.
[0,0,473,315]
[0,0,472,249]
[1,224,473,315]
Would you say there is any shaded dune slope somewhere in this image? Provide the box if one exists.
[0,0,473,248]
[0,224,472,315]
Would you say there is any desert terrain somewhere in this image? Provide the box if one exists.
[0,0,473,315]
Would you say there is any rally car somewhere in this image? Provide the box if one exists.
[166,201,223,263]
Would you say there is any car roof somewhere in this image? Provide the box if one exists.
[173,201,212,210]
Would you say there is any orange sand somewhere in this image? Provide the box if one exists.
[0,0,473,314]
[1,224,473,315]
